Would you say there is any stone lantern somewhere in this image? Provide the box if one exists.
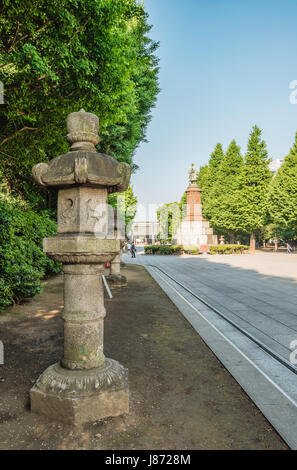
[30,109,131,425]
[106,210,127,288]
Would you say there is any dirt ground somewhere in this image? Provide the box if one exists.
[0,264,287,450]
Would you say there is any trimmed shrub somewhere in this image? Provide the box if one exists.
[144,245,183,255]
[182,246,200,255]
[0,195,61,310]
[144,245,160,255]
[144,244,249,256]
[210,245,249,255]
[144,245,200,255]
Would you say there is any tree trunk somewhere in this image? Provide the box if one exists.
[274,236,278,252]
[229,232,235,244]
[250,231,256,252]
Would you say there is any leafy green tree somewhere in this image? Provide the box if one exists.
[180,191,187,219]
[269,133,297,238]
[208,139,243,242]
[207,143,225,185]
[0,1,159,308]
[108,186,137,238]
[0,187,60,310]
[0,0,159,205]
[157,202,180,243]
[236,126,272,250]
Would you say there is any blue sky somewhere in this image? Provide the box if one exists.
[133,0,297,220]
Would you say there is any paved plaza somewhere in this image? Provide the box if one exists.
[125,251,297,365]
[124,250,297,448]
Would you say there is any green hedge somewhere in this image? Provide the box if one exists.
[209,245,249,255]
[144,245,201,255]
[0,195,61,310]
[144,245,183,255]
[182,246,200,255]
[144,244,249,256]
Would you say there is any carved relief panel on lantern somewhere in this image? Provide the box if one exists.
[58,187,108,235]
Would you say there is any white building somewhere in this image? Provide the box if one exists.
[269,159,284,175]
[131,221,160,244]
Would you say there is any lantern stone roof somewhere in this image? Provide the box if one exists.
[32,109,131,194]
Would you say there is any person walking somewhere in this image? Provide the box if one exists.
[131,242,136,258]
[287,242,292,254]
[127,242,131,254]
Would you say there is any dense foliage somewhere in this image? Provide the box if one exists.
[144,245,201,255]
[0,0,159,205]
[197,126,272,249]
[235,126,272,249]
[144,244,248,255]
[201,140,243,242]
[269,133,297,238]
[157,202,181,242]
[144,245,183,255]
[0,191,60,310]
[209,245,249,255]
[0,1,159,309]
[108,185,138,238]
[201,143,224,221]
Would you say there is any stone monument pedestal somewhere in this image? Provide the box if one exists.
[176,167,217,249]
[176,219,217,247]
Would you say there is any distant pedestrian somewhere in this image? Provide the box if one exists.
[287,242,292,254]
[127,243,131,254]
[131,243,136,258]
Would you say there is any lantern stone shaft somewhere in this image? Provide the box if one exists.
[30,109,131,425]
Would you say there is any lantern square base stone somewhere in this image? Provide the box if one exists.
[30,359,129,425]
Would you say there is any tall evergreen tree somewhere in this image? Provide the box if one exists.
[269,132,297,236]
[197,164,209,190]
[180,191,187,220]
[201,143,224,221]
[208,139,243,241]
[207,143,224,186]
[236,126,272,250]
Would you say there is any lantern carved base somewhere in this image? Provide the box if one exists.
[30,359,129,425]
[106,251,127,287]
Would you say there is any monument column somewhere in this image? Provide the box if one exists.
[176,163,218,249]
[185,183,204,221]
[30,109,131,425]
